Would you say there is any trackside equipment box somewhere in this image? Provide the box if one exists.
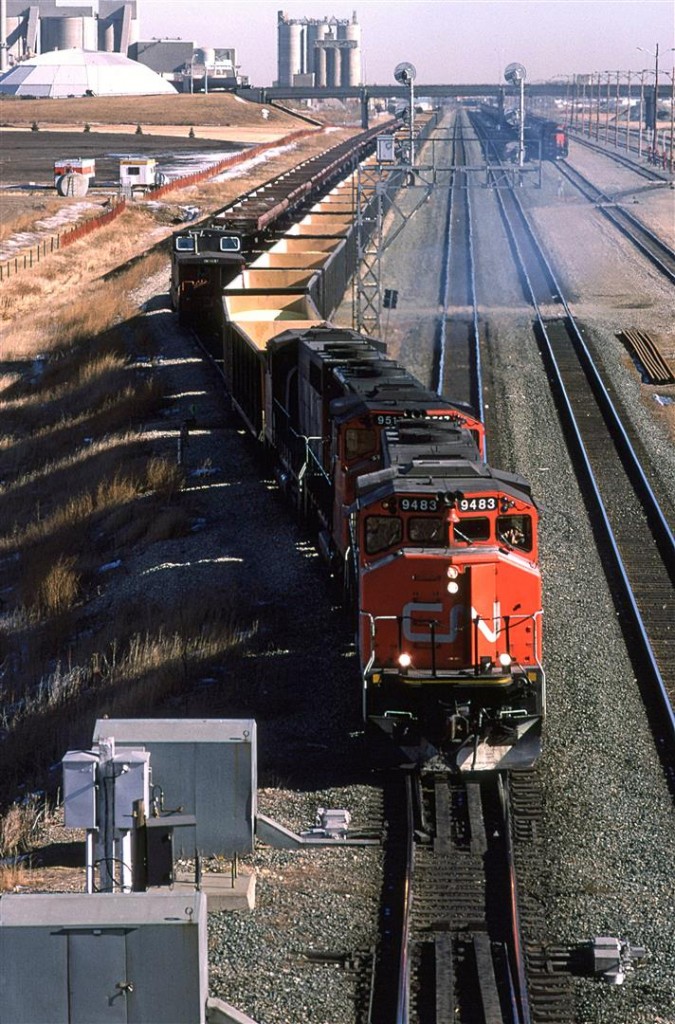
[0,892,207,1024]
[92,718,257,856]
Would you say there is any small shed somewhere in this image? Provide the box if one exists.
[53,157,95,186]
[120,157,158,189]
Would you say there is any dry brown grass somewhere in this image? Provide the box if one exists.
[0,205,161,342]
[0,796,43,858]
[0,92,302,129]
[34,556,80,617]
[0,603,250,804]
[0,861,32,891]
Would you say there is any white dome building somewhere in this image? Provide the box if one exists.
[0,48,176,98]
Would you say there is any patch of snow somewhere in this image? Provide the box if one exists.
[98,559,122,573]
[0,201,99,260]
[213,143,297,182]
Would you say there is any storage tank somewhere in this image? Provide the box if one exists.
[277,12,302,87]
[313,20,328,87]
[343,13,360,86]
[81,16,97,51]
[41,16,83,52]
[99,18,115,51]
[4,17,23,62]
[325,37,340,88]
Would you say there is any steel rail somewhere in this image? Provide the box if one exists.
[437,111,484,432]
[465,146,484,427]
[566,129,667,182]
[494,177,675,572]
[486,160,675,764]
[499,773,532,1024]
[368,770,414,1024]
[557,160,675,284]
[395,771,414,1024]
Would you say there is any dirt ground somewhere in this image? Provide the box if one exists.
[0,129,247,189]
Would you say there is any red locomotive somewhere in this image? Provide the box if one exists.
[263,326,543,770]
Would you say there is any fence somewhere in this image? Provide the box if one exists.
[149,126,318,200]
[0,124,322,283]
[0,198,127,282]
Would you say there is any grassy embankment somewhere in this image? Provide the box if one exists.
[0,232,243,876]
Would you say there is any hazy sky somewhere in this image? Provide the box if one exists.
[139,1,674,86]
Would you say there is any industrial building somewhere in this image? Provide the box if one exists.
[0,1,247,91]
[277,9,361,88]
[0,46,176,96]
[0,1,138,69]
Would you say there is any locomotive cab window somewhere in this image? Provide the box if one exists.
[453,517,490,544]
[408,517,445,545]
[365,515,402,554]
[496,514,532,552]
[346,427,377,460]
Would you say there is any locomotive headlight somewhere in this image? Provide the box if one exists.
[399,653,412,668]
[498,652,512,668]
[447,581,459,594]
[447,566,459,579]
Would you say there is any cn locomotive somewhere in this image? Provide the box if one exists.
[177,153,544,770]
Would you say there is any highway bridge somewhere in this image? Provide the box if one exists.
[238,81,667,129]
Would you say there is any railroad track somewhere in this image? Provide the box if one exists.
[407,769,536,1023]
[437,110,483,421]
[483,146,675,785]
[565,130,668,182]
[557,159,675,284]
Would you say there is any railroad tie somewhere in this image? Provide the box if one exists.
[620,329,675,385]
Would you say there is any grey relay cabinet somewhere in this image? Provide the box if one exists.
[0,892,207,1023]
[92,718,257,857]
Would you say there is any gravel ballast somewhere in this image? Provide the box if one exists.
[12,112,672,1023]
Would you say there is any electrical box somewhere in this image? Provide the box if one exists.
[0,892,208,1024]
[62,750,98,829]
[93,719,257,856]
[377,134,395,162]
[112,749,150,830]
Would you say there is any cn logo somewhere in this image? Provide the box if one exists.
[402,602,502,644]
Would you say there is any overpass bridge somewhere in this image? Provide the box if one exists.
[238,81,669,130]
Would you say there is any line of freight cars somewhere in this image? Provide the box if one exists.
[169,113,442,325]
[477,103,569,161]
[173,128,544,771]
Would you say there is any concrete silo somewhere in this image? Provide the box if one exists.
[277,10,302,86]
[276,10,361,88]
[305,18,328,87]
[342,11,360,86]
